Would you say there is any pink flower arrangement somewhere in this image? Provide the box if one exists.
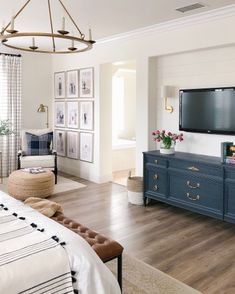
[152,130,183,149]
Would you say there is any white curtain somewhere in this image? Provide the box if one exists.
[0,54,22,176]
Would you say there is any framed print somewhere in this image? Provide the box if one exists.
[79,101,94,130]
[55,130,66,156]
[55,101,65,127]
[67,101,79,128]
[79,67,94,98]
[54,72,65,98]
[79,132,93,162]
[67,131,79,159]
[67,70,78,98]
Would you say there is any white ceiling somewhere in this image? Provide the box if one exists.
[0,0,235,41]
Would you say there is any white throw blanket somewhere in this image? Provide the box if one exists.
[0,191,121,294]
[0,207,74,294]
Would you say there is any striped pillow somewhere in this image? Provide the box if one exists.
[25,132,53,156]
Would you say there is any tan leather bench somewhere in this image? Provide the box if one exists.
[52,212,124,290]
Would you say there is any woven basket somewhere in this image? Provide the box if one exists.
[127,176,143,192]
[127,171,143,205]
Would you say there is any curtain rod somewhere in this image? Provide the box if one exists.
[0,53,21,57]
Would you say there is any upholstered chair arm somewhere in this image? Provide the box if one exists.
[18,150,23,157]
[17,150,23,169]
[52,150,57,155]
[52,150,58,184]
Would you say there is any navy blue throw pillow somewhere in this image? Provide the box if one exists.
[25,132,53,156]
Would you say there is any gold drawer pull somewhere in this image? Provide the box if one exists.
[187,181,200,189]
[153,185,158,191]
[186,192,200,201]
[153,174,158,180]
[188,166,199,172]
[154,160,158,164]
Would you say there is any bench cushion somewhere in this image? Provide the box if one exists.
[52,213,123,262]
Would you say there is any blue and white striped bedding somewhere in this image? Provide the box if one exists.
[0,191,121,294]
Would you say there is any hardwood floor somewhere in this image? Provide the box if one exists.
[51,173,235,294]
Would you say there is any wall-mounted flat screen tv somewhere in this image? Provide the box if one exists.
[179,87,235,135]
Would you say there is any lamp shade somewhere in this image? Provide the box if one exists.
[161,86,173,98]
[37,104,46,112]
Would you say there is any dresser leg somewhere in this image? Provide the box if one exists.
[144,197,147,206]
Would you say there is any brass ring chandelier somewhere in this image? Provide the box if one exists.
[0,0,95,54]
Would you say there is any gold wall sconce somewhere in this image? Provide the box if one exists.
[37,104,49,128]
[161,85,174,113]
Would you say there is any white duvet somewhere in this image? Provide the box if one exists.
[0,191,121,294]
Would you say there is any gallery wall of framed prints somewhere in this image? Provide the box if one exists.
[54,67,94,163]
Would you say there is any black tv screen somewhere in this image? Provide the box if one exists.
[179,87,235,135]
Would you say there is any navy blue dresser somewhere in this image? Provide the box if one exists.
[143,151,235,223]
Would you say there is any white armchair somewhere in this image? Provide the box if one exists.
[17,129,57,183]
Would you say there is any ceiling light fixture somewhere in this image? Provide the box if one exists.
[0,0,95,54]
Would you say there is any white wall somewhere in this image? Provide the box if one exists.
[152,46,235,156]
[112,63,136,141]
[22,52,52,129]
[52,11,235,182]
[112,147,136,172]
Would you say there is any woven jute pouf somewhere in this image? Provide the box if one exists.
[8,170,55,200]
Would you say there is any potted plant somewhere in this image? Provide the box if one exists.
[0,119,14,136]
[152,130,183,154]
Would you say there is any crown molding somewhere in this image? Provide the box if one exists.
[96,4,235,45]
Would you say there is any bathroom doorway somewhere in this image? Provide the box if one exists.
[111,60,136,186]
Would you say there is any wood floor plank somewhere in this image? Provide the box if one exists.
[51,173,235,294]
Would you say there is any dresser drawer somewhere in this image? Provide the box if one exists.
[225,165,235,180]
[145,165,167,198]
[168,170,223,212]
[224,180,235,223]
[169,159,223,177]
[144,154,167,167]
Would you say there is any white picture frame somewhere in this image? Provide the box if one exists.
[55,101,65,127]
[67,101,79,128]
[54,72,65,98]
[79,101,94,130]
[79,132,93,162]
[79,67,94,98]
[67,70,79,98]
[67,131,79,159]
[55,130,66,156]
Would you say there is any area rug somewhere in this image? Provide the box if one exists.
[106,253,202,294]
[0,175,86,195]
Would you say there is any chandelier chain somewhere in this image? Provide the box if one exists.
[58,0,83,38]
[47,0,56,52]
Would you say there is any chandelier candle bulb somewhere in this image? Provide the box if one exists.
[10,16,14,30]
[89,28,92,40]
[32,37,35,47]
[62,17,65,31]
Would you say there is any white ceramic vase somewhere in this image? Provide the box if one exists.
[160,142,175,155]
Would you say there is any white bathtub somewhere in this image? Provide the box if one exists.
[112,139,136,171]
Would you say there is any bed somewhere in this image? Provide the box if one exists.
[0,191,121,294]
